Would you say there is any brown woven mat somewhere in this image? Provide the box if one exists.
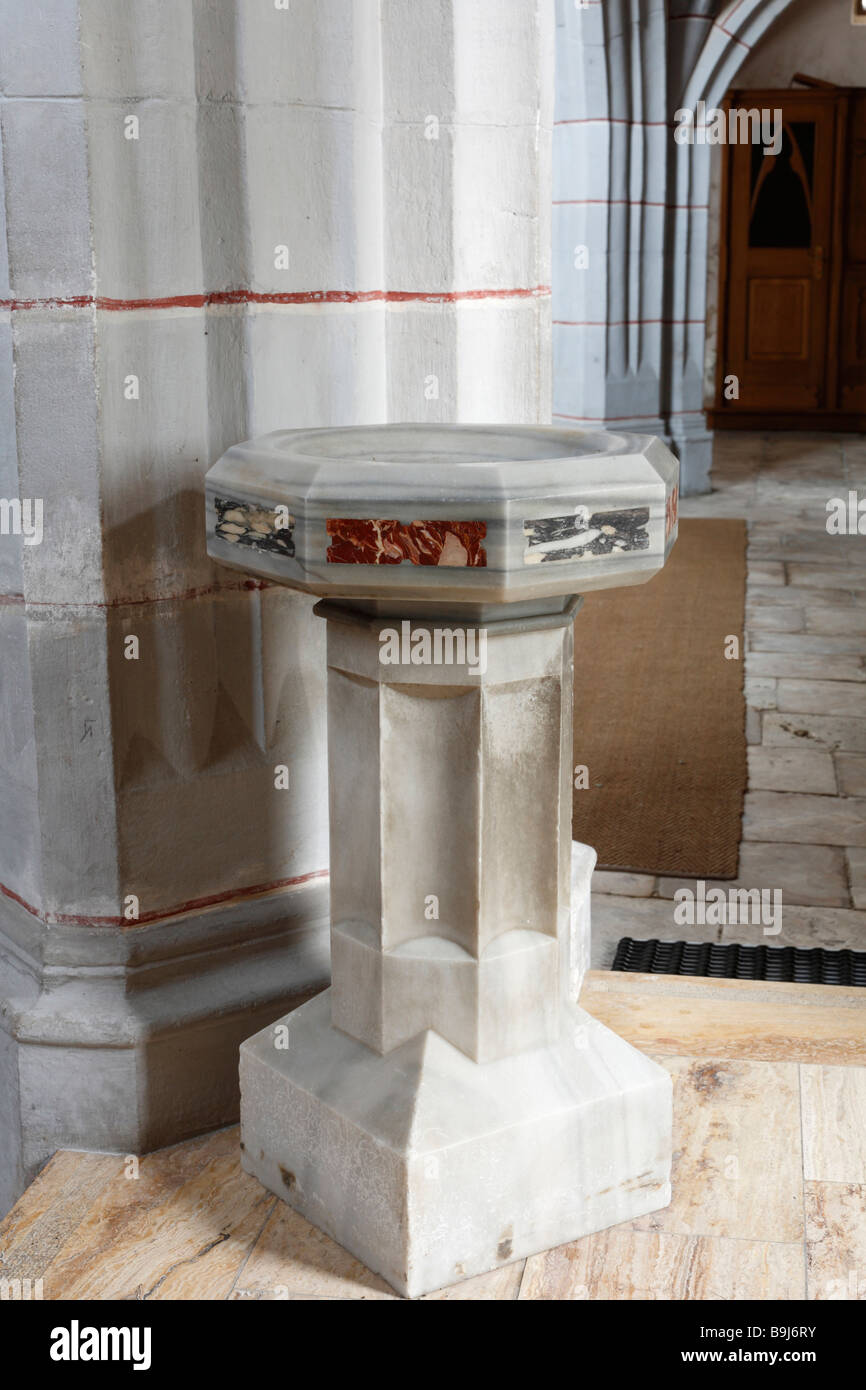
[572,518,747,879]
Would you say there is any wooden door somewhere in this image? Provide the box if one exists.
[721,93,838,413]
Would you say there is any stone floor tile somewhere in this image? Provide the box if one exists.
[776,679,866,719]
[750,631,866,656]
[0,1151,118,1282]
[589,894,717,969]
[720,903,866,950]
[801,1066,866,1184]
[748,585,852,608]
[805,1181,866,1301]
[835,754,866,796]
[39,1129,269,1301]
[788,565,866,591]
[746,706,763,743]
[750,538,866,566]
[845,847,866,911]
[230,1202,396,1300]
[762,712,866,753]
[805,609,866,636]
[591,870,657,897]
[743,791,866,848]
[747,746,837,795]
[746,651,865,682]
[582,970,866,1065]
[659,842,849,910]
[519,1229,804,1301]
[421,1264,525,1301]
[631,1056,804,1243]
[747,561,786,585]
[745,675,776,709]
[746,606,804,633]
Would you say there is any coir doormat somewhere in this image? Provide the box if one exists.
[572,517,747,878]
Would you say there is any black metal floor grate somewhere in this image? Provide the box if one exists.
[611,938,866,987]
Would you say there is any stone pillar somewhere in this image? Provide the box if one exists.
[553,0,669,442]
[209,421,678,1298]
[322,600,584,1063]
[552,0,799,496]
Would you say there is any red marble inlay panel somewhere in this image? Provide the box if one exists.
[665,485,678,540]
[326,519,487,567]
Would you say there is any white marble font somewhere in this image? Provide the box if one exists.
[206,425,678,1297]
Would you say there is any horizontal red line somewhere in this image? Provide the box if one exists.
[0,285,550,313]
[1,867,329,929]
[0,577,271,610]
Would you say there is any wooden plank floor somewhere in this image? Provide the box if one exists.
[2,971,865,1301]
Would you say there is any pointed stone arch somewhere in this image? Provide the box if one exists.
[553,0,801,493]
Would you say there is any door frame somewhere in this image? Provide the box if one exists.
[709,85,858,431]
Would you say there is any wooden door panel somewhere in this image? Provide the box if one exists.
[747,279,810,360]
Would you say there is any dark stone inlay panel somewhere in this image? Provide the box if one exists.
[214,497,295,558]
[523,507,650,564]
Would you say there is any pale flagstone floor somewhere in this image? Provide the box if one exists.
[591,431,866,967]
[1,972,863,1301]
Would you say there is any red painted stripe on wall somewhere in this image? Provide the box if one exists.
[0,285,551,313]
[0,867,329,929]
